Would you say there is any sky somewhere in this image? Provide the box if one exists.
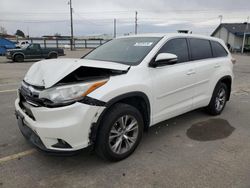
[1,0,250,37]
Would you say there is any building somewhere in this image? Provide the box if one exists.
[211,23,250,52]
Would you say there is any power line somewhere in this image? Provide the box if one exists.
[1,8,250,14]
[74,12,110,26]
[0,19,69,23]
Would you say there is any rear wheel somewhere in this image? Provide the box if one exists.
[95,103,143,161]
[206,82,228,115]
[48,53,58,59]
[14,54,24,62]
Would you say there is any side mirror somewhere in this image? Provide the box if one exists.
[150,53,178,67]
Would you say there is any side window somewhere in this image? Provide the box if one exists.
[189,38,212,61]
[158,38,189,63]
[29,44,40,50]
[211,41,228,57]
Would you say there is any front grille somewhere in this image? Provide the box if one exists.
[19,81,45,120]
[19,81,44,107]
[19,99,36,120]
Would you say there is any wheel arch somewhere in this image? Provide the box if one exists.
[48,51,58,58]
[89,91,151,145]
[215,75,232,101]
[13,52,25,59]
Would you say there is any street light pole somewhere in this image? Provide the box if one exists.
[135,11,138,35]
[69,0,74,50]
[241,16,249,54]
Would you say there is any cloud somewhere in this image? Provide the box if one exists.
[1,0,250,36]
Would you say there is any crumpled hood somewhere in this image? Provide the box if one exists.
[24,58,130,88]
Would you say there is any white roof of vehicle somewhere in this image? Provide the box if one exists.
[118,33,222,42]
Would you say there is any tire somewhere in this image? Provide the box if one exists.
[206,82,228,115]
[95,103,144,161]
[14,54,24,62]
[48,53,58,59]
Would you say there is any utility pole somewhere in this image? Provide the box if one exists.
[242,16,249,54]
[135,11,138,35]
[69,0,74,50]
[114,18,116,38]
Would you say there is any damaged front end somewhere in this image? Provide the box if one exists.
[20,59,130,108]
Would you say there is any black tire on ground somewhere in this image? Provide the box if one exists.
[14,54,24,62]
[95,103,144,161]
[206,82,228,115]
[48,53,58,59]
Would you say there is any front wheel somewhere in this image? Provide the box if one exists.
[13,54,24,62]
[95,103,144,161]
[206,82,228,115]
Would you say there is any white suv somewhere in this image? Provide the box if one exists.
[15,34,234,161]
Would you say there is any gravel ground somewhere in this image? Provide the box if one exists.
[0,52,250,188]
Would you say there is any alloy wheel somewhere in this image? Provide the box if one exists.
[215,87,226,112]
[108,115,139,154]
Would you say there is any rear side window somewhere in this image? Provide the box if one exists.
[211,41,228,57]
[159,38,189,63]
[189,38,212,61]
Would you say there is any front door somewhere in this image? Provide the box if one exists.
[25,44,42,59]
[150,38,196,124]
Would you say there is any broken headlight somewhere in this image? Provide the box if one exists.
[39,79,108,105]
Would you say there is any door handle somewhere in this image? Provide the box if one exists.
[214,63,220,68]
[186,69,195,75]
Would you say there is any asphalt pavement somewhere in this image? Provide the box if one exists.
[0,51,250,188]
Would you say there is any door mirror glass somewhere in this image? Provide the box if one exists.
[151,53,178,67]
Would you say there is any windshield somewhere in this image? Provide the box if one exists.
[84,37,161,65]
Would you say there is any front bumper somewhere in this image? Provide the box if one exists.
[6,53,12,59]
[15,98,105,152]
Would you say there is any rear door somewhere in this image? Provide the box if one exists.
[150,38,197,124]
[188,38,217,108]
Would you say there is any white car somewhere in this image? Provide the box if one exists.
[15,33,234,161]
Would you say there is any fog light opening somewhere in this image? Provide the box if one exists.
[52,139,72,149]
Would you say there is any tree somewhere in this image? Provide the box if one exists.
[15,29,25,37]
[0,26,7,34]
[54,33,61,37]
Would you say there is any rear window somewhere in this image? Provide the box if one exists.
[211,41,228,57]
[189,38,212,61]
